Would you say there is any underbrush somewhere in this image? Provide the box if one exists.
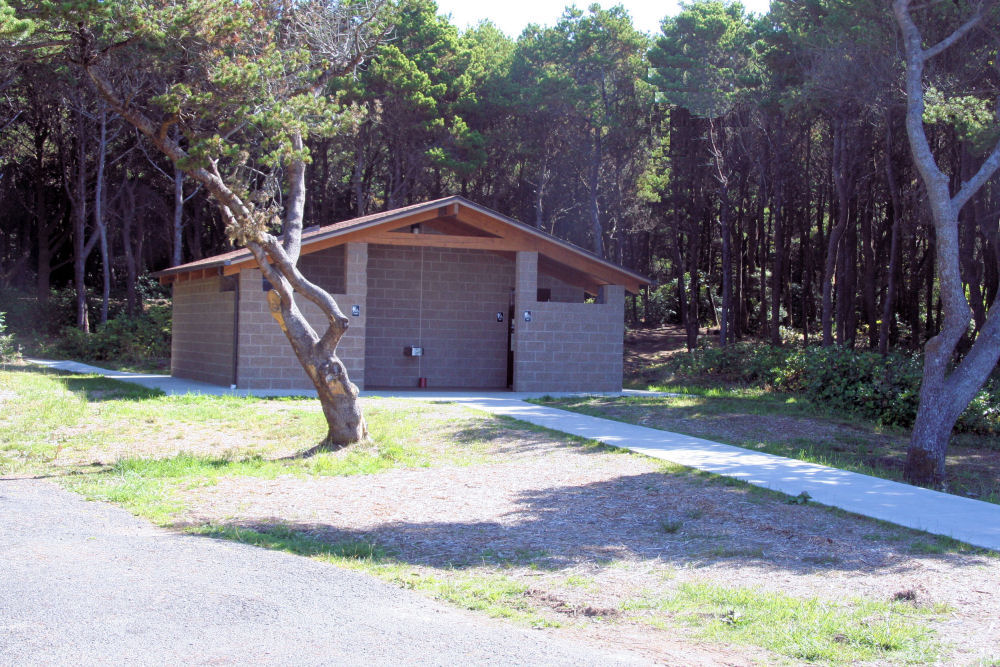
[650,342,999,435]
[0,286,170,368]
[0,311,18,362]
[53,306,171,365]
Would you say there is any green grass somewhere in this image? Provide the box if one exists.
[0,367,498,523]
[623,582,943,664]
[658,518,683,534]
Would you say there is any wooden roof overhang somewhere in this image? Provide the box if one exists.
[154,196,649,295]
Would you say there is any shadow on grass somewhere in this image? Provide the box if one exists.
[447,417,623,457]
[180,471,995,577]
[17,365,164,402]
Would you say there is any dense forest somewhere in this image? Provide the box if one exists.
[1,1,998,475]
[2,0,997,345]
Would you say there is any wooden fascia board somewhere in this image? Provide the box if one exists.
[455,204,643,293]
[366,232,532,251]
[206,197,644,293]
[170,267,222,283]
[221,207,450,275]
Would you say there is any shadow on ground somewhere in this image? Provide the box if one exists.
[16,366,164,402]
[182,471,994,578]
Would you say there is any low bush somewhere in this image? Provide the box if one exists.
[666,342,999,435]
[54,306,171,364]
[0,312,19,362]
[0,285,171,367]
[0,286,80,338]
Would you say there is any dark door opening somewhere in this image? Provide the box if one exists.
[506,290,515,388]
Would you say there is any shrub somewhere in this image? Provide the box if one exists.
[665,342,999,435]
[54,307,171,363]
[779,347,924,429]
[0,311,19,362]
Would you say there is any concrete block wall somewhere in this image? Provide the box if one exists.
[297,246,345,293]
[364,245,514,388]
[170,276,236,386]
[513,252,625,392]
[235,243,367,390]
[538,272,583,303]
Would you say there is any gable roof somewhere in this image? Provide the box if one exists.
[155,196,649,294]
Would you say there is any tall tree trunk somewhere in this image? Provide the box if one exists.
[172,167,184,267]
[758,201,769,336]
[838,200,858,347]
[719,193,733,346]
[687,223,701,351]
[708,119,732,346]
[33,125,53,305]
[861,191,878,348]
[352,119,370,216]
[893,0,1000,486]
[587,131,605,258]
[880,127,903,355]
[94,103,111,325]
[822,123,851,347]
[120,179,140,315]
[769,181,784,346]
[71,105,98,333]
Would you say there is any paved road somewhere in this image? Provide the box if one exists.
[0,478,645,666]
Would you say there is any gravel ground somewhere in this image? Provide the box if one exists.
[0,478,647,666]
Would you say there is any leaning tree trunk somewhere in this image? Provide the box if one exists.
[246,137,368,448]
[894,0,1000,486]
[85,63,368,447]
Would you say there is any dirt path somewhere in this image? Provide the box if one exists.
[176,412,1000,665]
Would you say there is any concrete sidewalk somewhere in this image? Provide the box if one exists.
[27,358,1000,552]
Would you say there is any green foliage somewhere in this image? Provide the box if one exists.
[0,286,171,365]
[923,86,1000,148]
[668,342,999,434]
[637,272,719,327]
[0,0,33,40]
[650,1,756,118]
[0,287,77,338]
[53,306,171,364]
[0,311,18,362]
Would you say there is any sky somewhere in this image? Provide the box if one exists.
[434,0,773,37]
